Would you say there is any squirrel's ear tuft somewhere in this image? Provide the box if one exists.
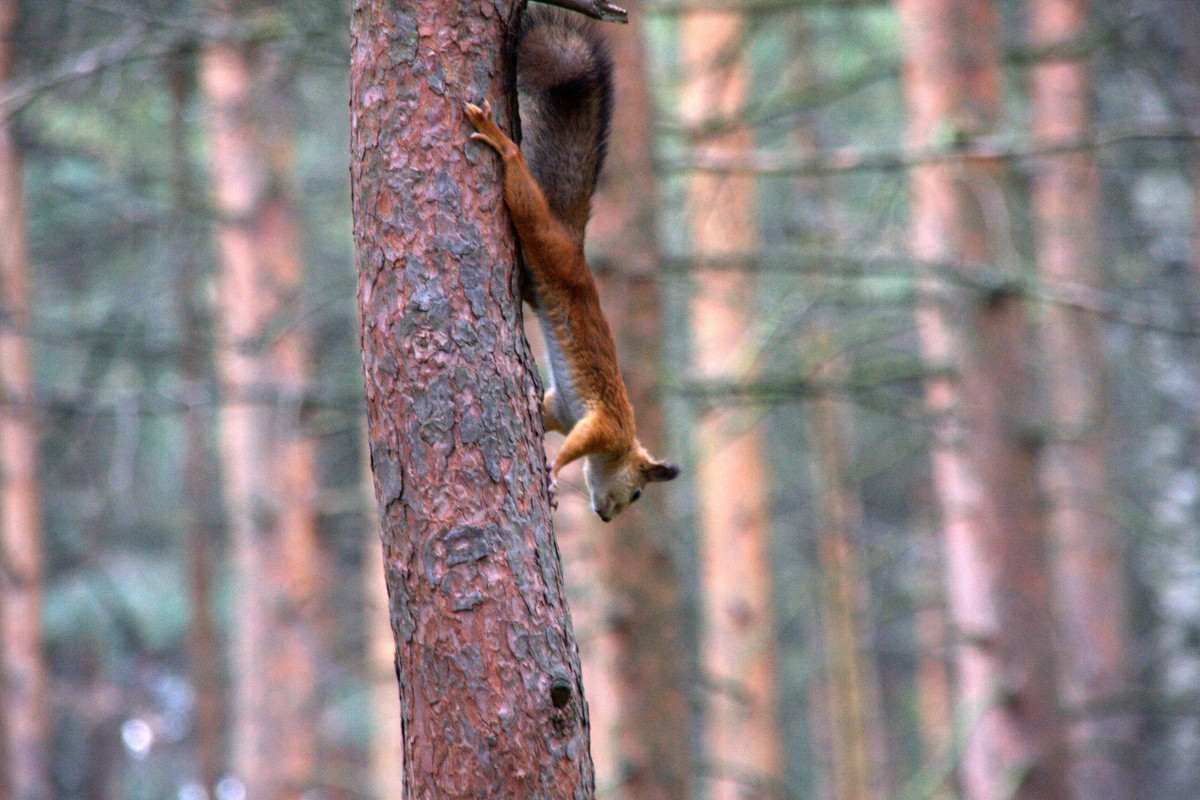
[642,460,681,483]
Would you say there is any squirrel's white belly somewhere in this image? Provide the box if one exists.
[537,308,585,430]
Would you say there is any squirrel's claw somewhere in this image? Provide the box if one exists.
[464,100,493,127]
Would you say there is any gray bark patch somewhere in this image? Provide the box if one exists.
[371,441,404,508]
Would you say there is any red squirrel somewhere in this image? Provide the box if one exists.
[465,8,679,522]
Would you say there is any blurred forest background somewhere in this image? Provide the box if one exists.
[1,0,1199,799]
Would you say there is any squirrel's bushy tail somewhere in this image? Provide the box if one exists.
[517,6,612,240]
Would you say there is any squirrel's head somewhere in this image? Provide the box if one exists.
[584,444,680,522]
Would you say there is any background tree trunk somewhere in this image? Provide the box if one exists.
[780,20,891,796]
[808,331,890,800]
[1028,2,1136,796]
[550,493,620,795]
[896,0,1074,798]
[913,507,955,800]
[0,0,50,796]
[202,2,322,797]
[349,3,596,800]
[365,490,404,800]
[587,5,694,799]
[680,11,783,800]
[169,46,225,794]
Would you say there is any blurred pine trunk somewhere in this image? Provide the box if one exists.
[912,500,955,800]
[782,17,893,798]
[168,46,225,795]
[0,0,50,795]
[808,329,891,800]
[363,474,403,800]
[587,5,694,799]
[1028,1,1136,796]
[549,484,621,795]
[681,11,783,800]
[896,0,1074,798]
[202,1,322,796]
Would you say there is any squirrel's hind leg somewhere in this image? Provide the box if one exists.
[543,389,569,434]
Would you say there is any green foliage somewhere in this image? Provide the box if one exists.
[45,555,189,659]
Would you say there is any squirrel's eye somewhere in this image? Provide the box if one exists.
[630,490,642,503]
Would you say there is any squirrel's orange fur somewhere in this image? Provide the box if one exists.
[464,10,678,522]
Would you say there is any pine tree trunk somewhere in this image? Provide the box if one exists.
[350,3,596,800]
[0,0,49,796]
[896,1,1074,798]
[681,11,783,800]
[781,21,892,795]
[586,7,693,799]
[912,491,955,800]
[169,48,225,794]
[202,2,322,797]
[808,333,890,800]
[1028,2,1135,797]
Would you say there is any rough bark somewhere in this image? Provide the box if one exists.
[0,0,49,796]
[896,1,1075,799]
[1028,2,1136,797]
[349,3,596,800]
[169,47,225,793]
[202,2,322,797]
[680,11,783,800]
[586,6,694,799]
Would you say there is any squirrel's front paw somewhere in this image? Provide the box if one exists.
[465,100,516,157]
[464,101,502,149]
[464,100,490,125]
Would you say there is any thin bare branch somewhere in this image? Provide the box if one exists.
[663,127,1200,175]
[534,0,629,23]
[0,26,164,119]
[648,0,887,13]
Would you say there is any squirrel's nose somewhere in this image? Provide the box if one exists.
[594,499,613,521]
